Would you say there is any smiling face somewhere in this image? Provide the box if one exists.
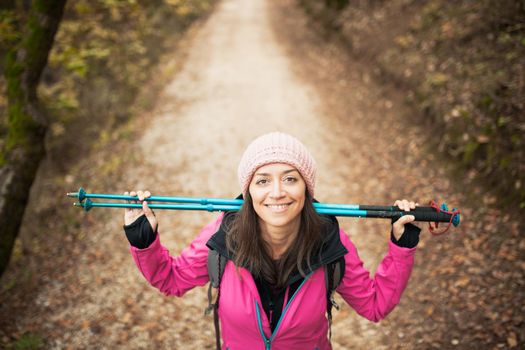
[248,163,306,235]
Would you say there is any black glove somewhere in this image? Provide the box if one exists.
[123,214,157,249]
[390,218,421,248]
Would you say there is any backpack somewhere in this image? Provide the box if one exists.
[205,249,345,350]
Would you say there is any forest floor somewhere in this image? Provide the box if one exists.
[0,0,523,349]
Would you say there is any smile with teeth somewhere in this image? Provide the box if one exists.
[265,202,293,212]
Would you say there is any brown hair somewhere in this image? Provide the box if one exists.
[225,191,326,288]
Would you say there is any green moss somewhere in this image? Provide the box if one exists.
[499,156,510,169]
[4,47,43,152]
[0,10,22,49]
[462,141,479,163]
[5,103,35,150]
[10,333,43,350]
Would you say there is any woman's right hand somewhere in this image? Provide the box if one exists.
[392,199,418,241]
[124,190,158,232]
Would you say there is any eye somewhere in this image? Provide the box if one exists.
[283,176,297,183]
[255,178,269,185]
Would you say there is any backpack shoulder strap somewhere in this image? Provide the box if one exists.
[205,249,227,315]
[331,256,345,291]
[325,257,346,341]
[325,257,345,307]
[205,249,227,350]
[207,248,227,289]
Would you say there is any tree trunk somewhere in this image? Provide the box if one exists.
[0,0,67,277]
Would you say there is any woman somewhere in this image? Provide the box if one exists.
[123,132,420,350]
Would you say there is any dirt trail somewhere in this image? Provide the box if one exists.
[129,0,392,348]
[1,0,522,349]
[131,1,390,346]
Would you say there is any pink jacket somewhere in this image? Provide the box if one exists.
[130,213,416,350]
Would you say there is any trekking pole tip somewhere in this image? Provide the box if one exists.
[73,200,92,211]
[66,187,86,201]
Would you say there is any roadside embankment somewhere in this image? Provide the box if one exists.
[300,0,525,212]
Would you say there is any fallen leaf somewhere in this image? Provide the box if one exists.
[426,305,434,316]
[507,333,518,348]
[454,276,470,288]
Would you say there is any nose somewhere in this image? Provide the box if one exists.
[269,180,284,199]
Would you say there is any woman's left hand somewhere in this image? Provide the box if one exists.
[392,199,419,240]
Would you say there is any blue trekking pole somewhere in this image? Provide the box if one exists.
[67,187,460,235]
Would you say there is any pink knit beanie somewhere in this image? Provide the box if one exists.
[238,132,317,197]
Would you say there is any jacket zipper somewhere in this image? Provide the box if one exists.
[255,273,312,349]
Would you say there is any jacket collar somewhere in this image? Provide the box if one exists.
[206,201,348,285]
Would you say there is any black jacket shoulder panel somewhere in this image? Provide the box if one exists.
[206,210,237,260]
